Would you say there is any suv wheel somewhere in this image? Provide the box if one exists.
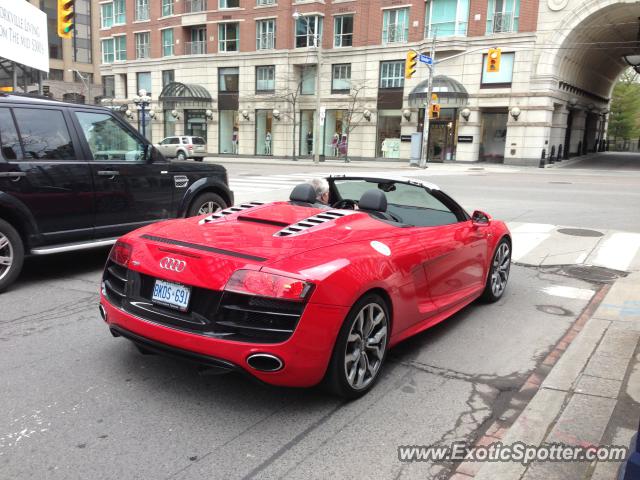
[188,192,228,217]
[177,151,187,161]
[0,219,24,293]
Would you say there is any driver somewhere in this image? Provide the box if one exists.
[308,178,330,205]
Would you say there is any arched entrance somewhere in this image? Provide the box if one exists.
[158,82,214,140]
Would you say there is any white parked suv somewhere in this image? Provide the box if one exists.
[156,136,207,161]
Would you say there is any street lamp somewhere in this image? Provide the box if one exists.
[68,69,91,104]
[293,11,322,164]
[133,89,152,139]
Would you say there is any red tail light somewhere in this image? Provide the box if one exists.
[225,270,312,302]
[187,145,193,150]
[109,241,132,267]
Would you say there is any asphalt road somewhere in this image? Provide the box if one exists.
[1,153,639,480]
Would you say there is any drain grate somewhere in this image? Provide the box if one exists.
[559,265,625,283]
[557,228,604,238]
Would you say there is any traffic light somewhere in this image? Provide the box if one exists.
[57,0,75,39]
[430,104,441,119]
[405,50,418,79]
[487,48,501,73]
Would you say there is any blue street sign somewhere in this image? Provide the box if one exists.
[419,54,433,65]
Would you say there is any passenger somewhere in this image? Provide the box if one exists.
[308,178,330,205]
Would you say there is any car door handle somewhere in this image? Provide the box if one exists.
[97,170,120,178]
[0,172,26,178]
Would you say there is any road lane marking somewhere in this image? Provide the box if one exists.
[588,232,640,271]
[541,286,595,301]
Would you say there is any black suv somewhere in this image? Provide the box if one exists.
[0,94,233,292]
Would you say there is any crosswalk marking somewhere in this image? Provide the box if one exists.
[509,223,555,262]
[589,232,640,272]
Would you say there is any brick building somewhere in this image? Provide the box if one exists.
[98,0,635,164]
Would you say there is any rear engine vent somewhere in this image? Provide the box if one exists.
[274,210,357,237]
[103,260,128,307]
[199,202,265,225]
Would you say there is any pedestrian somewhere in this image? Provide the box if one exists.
[232,128,239,154]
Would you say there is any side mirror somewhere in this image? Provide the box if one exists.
[472,210,492,227]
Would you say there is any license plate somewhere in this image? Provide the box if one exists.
[152,279,191,311]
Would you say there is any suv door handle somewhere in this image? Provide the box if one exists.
[0,172,26,178]
[97,170,120,178]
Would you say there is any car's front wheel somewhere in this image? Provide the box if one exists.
[187,192,228,217]
[480,238,511,303]
[324,293,390,398]
[0,219,24,293]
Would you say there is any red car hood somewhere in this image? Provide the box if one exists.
[124,202,398,290]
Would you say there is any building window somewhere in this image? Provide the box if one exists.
[380,61,405,89]
[186,0,207,13]
[295,15,322,48]
[101,39,115,64]
[187,27,207,54]
[256,66,275,93]
[103,76,116,97]
[162,29,174,56]
[41,0,63,59]
[114,35,126,61]
[257,0,275,5]
[480,52,515,87]
[257,19,275,50]
[301,65,316,95]
[135,32,150,59]
[382,8,409,44]
[47,69,64,81]
[162,70,175,88]
[114,0,126,24]
[73,0,92,63]
[332,64,351,93]
[135,0,149,21]
[136,72,152,95]
[334,15,353,47]
[219,67,239,92]
[219,23,239,52]
[486,0,519,33]
[426,0,469,37]
[220,0,239,7]
[162,0,174,16]
[101,3,113,28]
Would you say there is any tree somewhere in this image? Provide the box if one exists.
[608,68,640,148]
[330,81,371,162]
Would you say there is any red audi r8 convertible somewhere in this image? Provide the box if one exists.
[99,176,511,398]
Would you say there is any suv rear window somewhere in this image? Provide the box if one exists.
[192,137,206,145]
[13,108,75,160]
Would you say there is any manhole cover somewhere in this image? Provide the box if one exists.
[468,167,485,171]
[557,228,604,237]
[536,305,573,316]
[549,181,572,185]
[560,265,625,283]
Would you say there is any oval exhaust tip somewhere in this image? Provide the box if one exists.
[99,304,107,322]
[246,353,283,372]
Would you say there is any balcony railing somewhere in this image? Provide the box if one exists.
[384,25,407,44]
[257,33,275,50]
[186,0,207,13]
[492,12,515,33]
[184,41,207,55]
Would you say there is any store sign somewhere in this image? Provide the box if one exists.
[0,1,49,72]
[458,136,474,143]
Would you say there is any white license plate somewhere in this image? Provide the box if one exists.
[152,279,191,311]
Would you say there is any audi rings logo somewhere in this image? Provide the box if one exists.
[159,257,187,273]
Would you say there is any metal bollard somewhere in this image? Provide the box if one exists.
[549,145,556,164]
[557,144,563,162]
[539,148,546,168]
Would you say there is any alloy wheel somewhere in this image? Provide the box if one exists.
[0,233,13,282]
[197,201,222,215]
[344,303,388,390]
[491,242,511,297]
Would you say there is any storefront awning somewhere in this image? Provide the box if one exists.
[159,82,213,109]
[408,75,469,108]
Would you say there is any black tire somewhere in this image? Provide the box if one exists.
[323,293,390,399]
[0,219,24,293]
[176,151,187,161]
[194,157,204,162]
[480,238,511,303]
[187,192,228,217]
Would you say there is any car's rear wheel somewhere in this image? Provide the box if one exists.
[187,192,228,217]
[480,238,511,303]
[0,219,24,293]
[177,151,187,161]
[324,293,389,399]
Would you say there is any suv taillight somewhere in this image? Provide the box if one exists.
[187,145,193,150]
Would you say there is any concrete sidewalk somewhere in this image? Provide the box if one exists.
[453,272,640,479]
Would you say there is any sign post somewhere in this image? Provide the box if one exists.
[419,35,437,169]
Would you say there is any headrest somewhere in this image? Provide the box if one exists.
[290,183,318,204]
[359,190,388,212]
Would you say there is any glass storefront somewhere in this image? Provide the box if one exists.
[480,110,508,162]
[184,109,207,141]
[219,110,239,154]
[418,108,458,162]
[299,110,316,156]
[323,110,347,157]
[377,110,402,158]
[164,110,176,138]
[255,109,274,156]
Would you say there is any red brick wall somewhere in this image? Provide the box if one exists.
[518,0,540,33]
[468,0,488,36]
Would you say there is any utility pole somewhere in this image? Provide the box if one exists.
[419,34,437,169]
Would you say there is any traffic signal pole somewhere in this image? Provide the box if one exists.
[419,34,437,169]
